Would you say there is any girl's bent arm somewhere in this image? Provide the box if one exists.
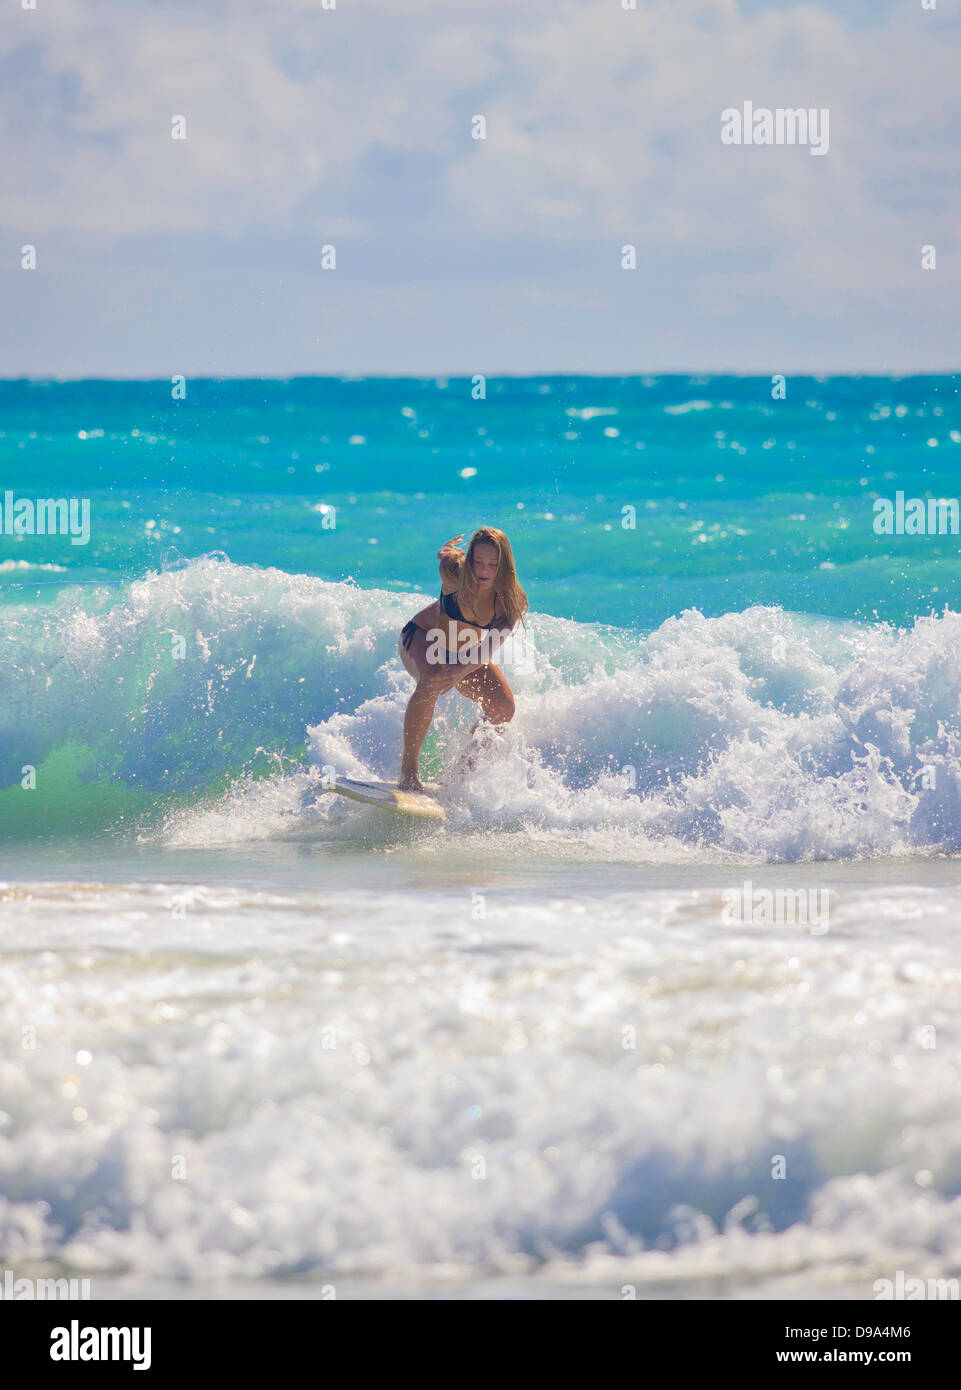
[437,534,465,593]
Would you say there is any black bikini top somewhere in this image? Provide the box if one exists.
[440,588,506,630]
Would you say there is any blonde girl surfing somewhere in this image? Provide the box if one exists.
[397,526,528,791]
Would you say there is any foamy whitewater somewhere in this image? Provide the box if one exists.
[2,557,961,1297]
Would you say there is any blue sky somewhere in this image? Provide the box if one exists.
[2,0,959,375]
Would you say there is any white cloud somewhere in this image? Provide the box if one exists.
[2,0,958,370]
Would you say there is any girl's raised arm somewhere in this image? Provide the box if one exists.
[437,534,465,592]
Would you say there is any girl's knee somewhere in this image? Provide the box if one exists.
[422,670,458,697]
[492,693,515,723]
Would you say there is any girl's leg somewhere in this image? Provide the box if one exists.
[449,664,515,778]
[398,627,471,790]
[455,662,515,726]
[400,683,444,789]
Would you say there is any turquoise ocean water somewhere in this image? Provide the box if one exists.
[2,375,959,630]
[2,376,961,1297]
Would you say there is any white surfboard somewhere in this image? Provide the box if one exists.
[328,777,445,820]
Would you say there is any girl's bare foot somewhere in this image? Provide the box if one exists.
[398,770,424,792]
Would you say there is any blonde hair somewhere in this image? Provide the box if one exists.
[457,527,528,629]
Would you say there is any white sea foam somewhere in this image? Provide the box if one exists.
[303,596,961,862]
[3,558,959,862]
[564,406,619,420]
[0,559,68,571]
[1,874,959,1292]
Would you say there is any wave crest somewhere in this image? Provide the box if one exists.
[3,559,960,860]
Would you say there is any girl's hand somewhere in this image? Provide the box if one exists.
[438,535,465,591]
[437,534,465,563]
